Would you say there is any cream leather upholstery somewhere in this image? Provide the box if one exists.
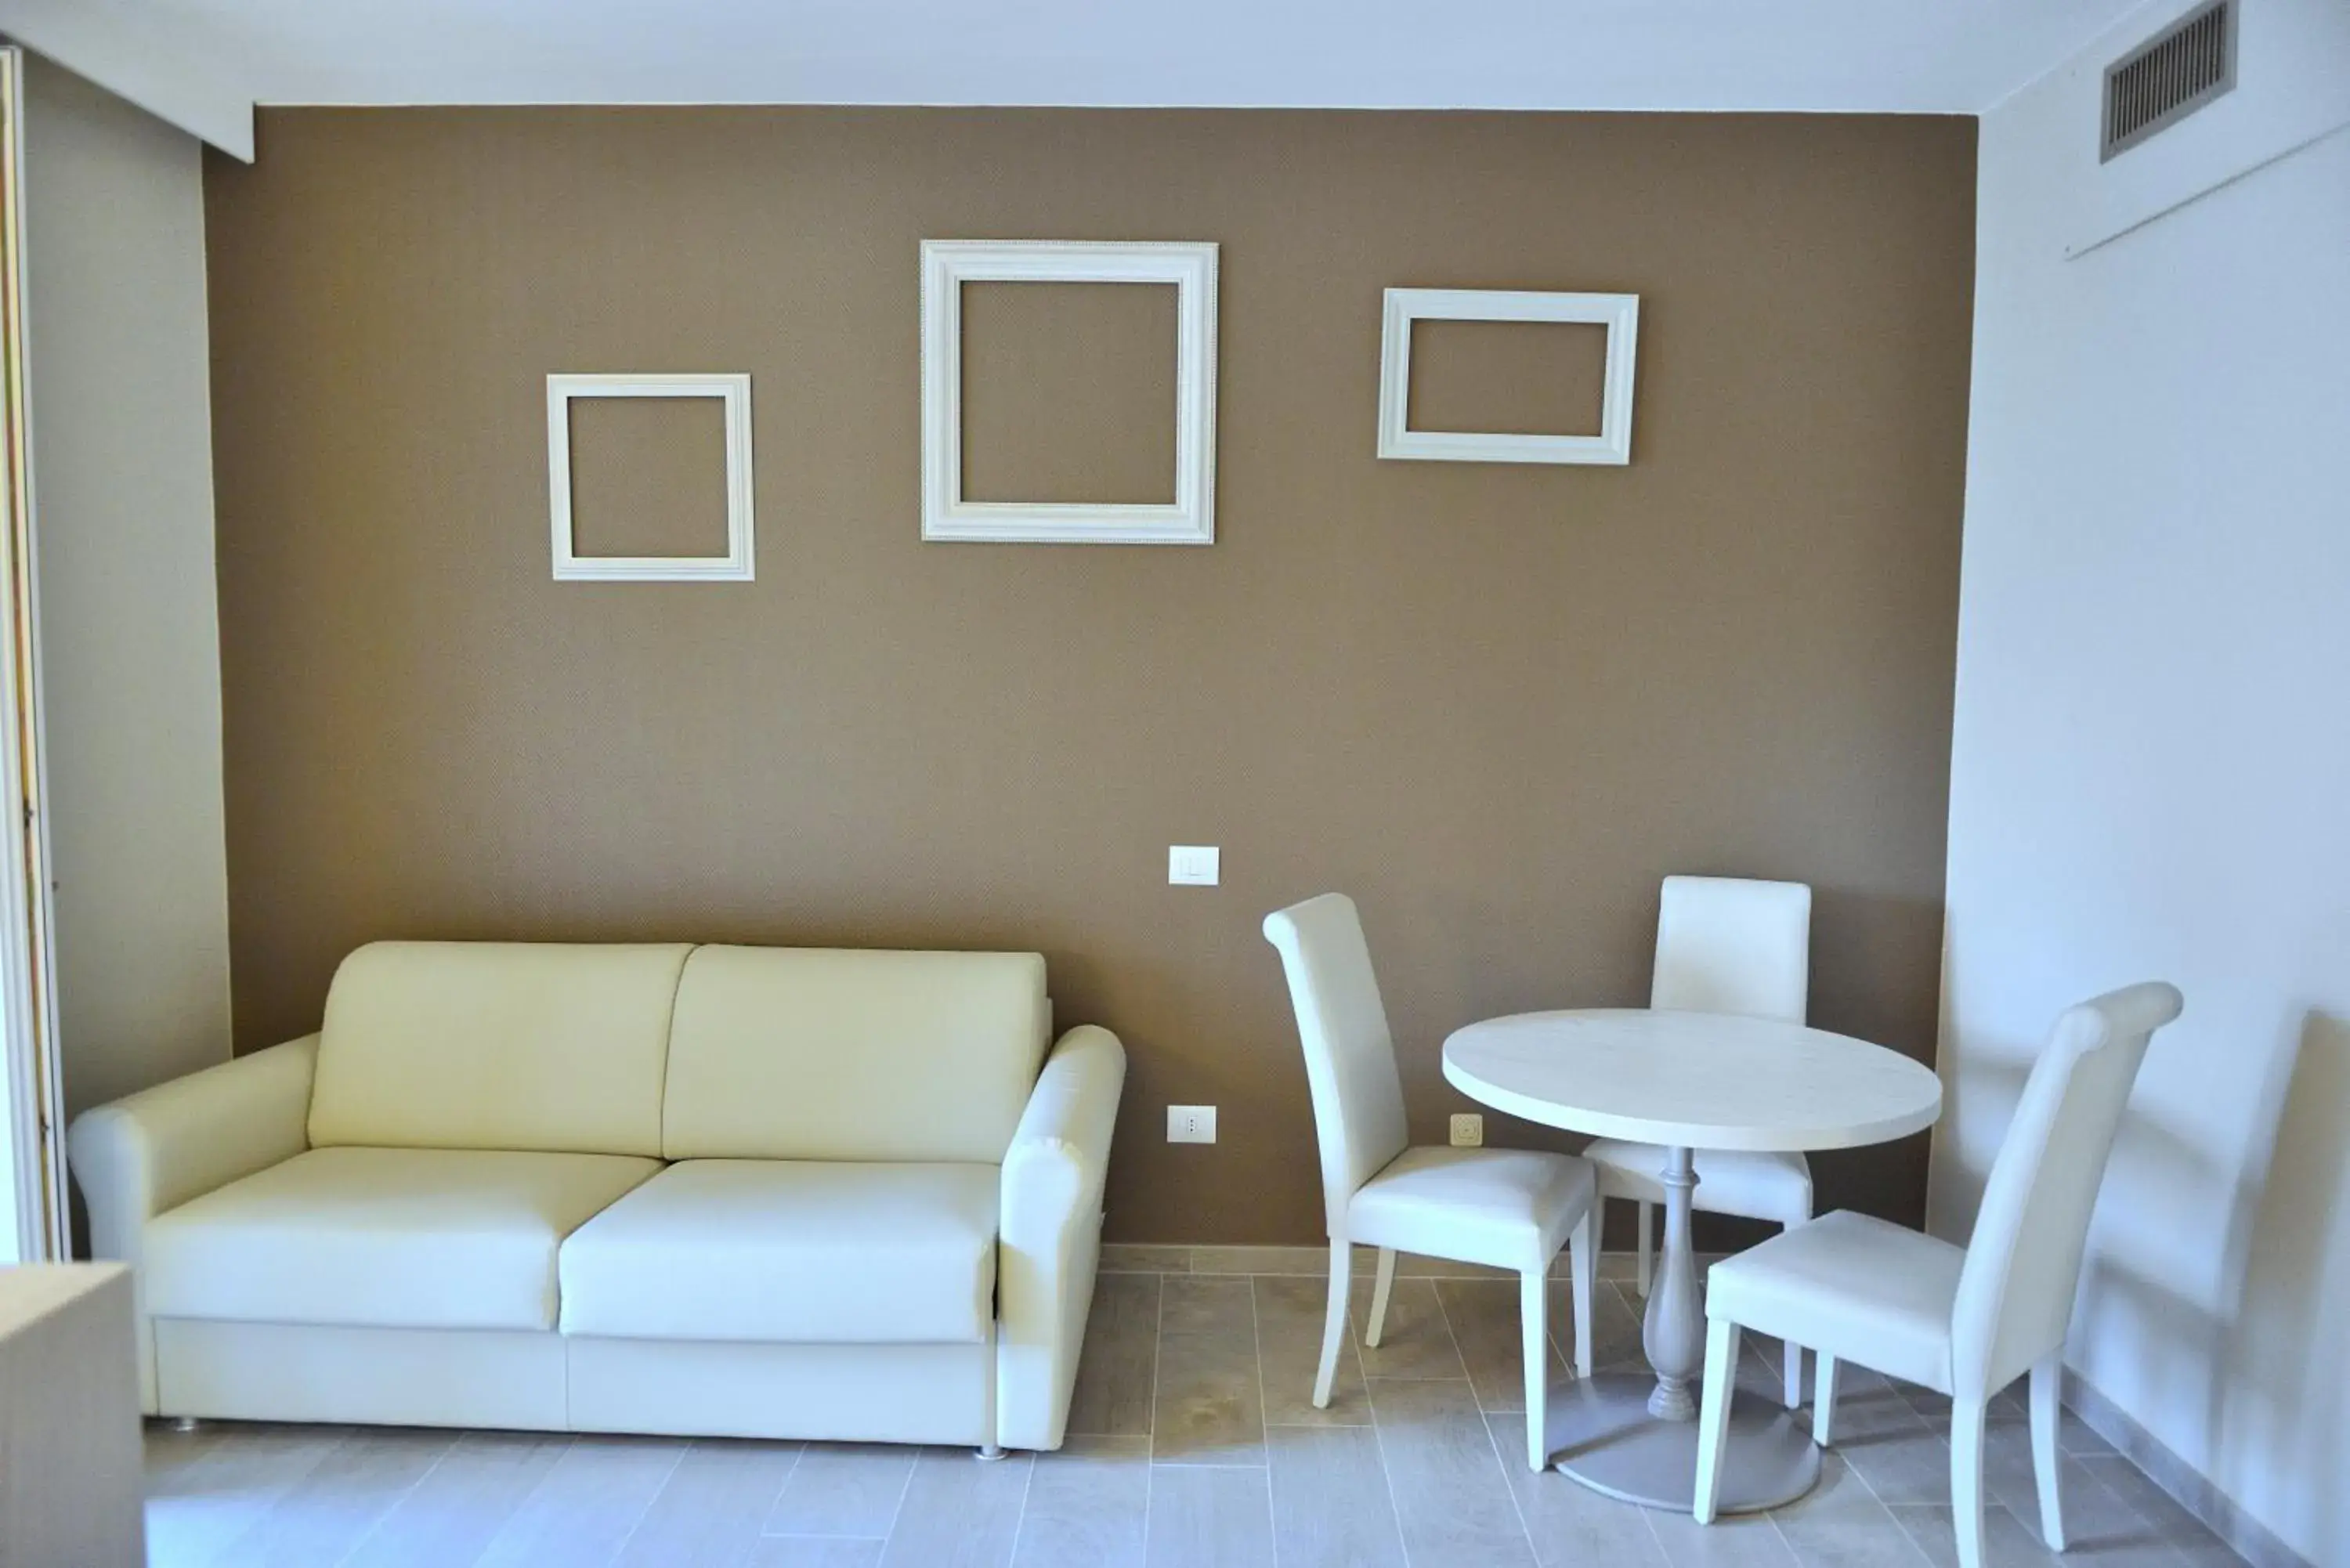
[1347,1145,1599,1276]
[996,1024,1124,1451]
[146,1147,661,1331]
[1264,894,1597,1472]
[560,1160,999,1343]
[64,940,1124,1452]
[310,942,691,1156]
[1692,984,2183,1568]
[1702,1210,1961,1391]
[65,1035,319,1407]
[663,946,1048,1162]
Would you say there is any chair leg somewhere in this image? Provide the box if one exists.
[1951,1397,1988,1568]
[1783,1342,1803,1408]
[2031,1354,2067,1551]
[1521,1268,1551,1471]
[1813,1353,1840,1447]
[1313,1238,1350,1409]
[1692,1317,1741,1523]
[1365,1247,1397,1348]
[1569,1208,1596,1379]
[1636,1200,1654,1297]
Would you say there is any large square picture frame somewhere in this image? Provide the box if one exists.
[920,240,1219,545]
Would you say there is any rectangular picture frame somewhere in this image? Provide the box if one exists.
[920,240,1218,545]
[548,373,755,581]
[1376,288,1640,466]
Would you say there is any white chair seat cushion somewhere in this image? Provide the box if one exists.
[1705,1209,1963,1392]
[559,1159,1000,1344]
[144,1147,662,1331]
[1346,1145,1596,1274]
[1585,1139,1813,1223]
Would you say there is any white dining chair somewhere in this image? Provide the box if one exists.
[1582,874,1816,1405]
[1690,981,2184,1568]
[1264,893,1598,1471]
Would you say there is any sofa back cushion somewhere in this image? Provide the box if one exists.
[663,946,1048,1162]
[308,941,693,1157]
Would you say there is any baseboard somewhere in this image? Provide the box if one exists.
[1101,1243,1672,1282]
[2065,1370,2313,1568]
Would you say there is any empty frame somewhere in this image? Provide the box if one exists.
[1377,289,1640,466]
[920,240,1219,544]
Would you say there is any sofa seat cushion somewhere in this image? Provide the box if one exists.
[559,1160,1000,1344]
[144,1147,662,1331]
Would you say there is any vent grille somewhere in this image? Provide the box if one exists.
[2103,0,2237,161]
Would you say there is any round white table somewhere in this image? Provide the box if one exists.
[1442,1008,1942,1513]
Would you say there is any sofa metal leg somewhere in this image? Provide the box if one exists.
[975,1443,1007,1461]
[169,1415,201,1434]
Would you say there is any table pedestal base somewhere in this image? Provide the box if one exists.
[1546,1373,1820,1514]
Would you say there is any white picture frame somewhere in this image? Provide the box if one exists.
[547,373,755,581]
[1376,288,1640,466]
[920,240,1218,545]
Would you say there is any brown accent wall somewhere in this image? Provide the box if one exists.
[205,107,1975,1245]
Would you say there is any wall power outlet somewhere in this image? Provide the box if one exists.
[1168,1104,1218,1144]
[1449,1113,1484,1147]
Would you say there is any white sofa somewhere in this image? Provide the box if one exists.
[66,941,1126,1453]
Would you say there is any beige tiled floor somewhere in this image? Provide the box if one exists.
[143,1267,2244,1567]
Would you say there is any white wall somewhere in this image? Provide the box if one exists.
[1933,9,2350,1565]
[19,56,232,1124]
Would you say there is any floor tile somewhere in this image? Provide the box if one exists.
[2077,1454,2240,1565]
[765,1443,916,1539]
[1349,1275,1467,1380]
[1068,1272,1162,1438]
[143,1422,351,1568]
[340,1432,570,1568]
[1253,1274,1371,1426]
[1265,1423,1408,1568]
[1009,1435,1147,1568]
[1487,1411,1672,1567]
[613,1437,802,1568]
[1768,1451,1934,1568]
[750,1539,888,1567]
[1647,1502,1804,1567]
[1152,1310,1266,1465]
[1142,1464,1275,1568]
[1437,1276,1565,1414]
[474,1435,688,1568]
[206,1427,454,1568]
[877,1446,1032,1568]
[1367,1375,1538,1566]
[1159,1275,1254,1338]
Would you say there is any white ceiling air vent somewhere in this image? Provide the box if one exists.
[2102,0,2238,161]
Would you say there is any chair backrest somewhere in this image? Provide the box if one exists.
[1263,894,1410,1236]
[1949,981,2184,1396]
[1650,876,1811,1023]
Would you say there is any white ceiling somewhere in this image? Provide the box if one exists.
[5,0,2158,159]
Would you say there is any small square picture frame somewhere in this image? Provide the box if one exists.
[920,240,1218,545]
[1376,288,1640,466]
[547,373,756,581]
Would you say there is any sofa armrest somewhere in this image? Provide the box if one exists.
[64,1035,319,1410]
[996,1024,1125,1450]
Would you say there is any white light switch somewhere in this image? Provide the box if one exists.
[1168,1105,1218,1143]
[1168,845,1221,886]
